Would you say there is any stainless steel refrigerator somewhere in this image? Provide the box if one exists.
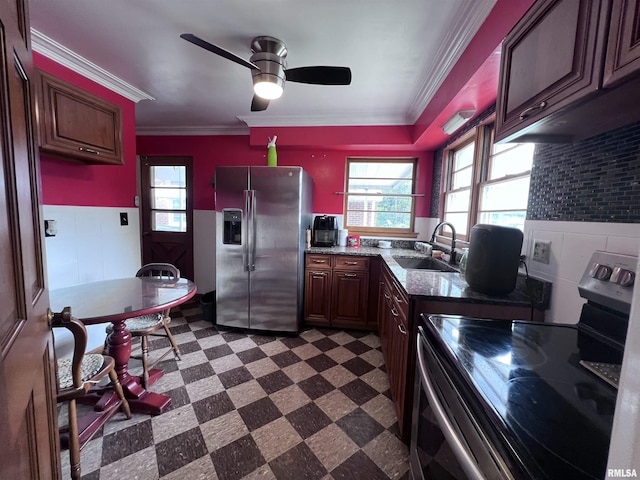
[215,166,313,332]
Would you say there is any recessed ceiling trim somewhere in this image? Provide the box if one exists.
[136,125,250,136]
[31,29,155,103]
[406,0,497,123]
[237,113,408,128]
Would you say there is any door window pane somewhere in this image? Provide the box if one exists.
[152,211,187,232]
[151,166,186,187]
[151,188,186,210]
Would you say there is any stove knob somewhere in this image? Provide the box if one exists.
[618,270,635,287]
[610,267,623,283]
[593,265,613,281]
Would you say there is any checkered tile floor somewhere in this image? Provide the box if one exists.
[59,296,410,480]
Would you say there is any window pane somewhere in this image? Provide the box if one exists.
[348,178,413,195]
[151,188,186,210]
[489,144,535,180]
[479,176,530,211]
[152,211,187,232]
[454,143,474,170]
[478,211,526,231]
[442,212,468,235]
[444,190,470,213]
[348,162,413,179]
[346,210,410,229]
[452,166,472,190]
[151,166,186,187]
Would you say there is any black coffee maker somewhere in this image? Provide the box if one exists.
[312,215,338,247]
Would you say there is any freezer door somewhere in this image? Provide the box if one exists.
[249,167,304,332]
[216,167,250,328]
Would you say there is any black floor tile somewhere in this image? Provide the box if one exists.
[192,391,235,424]
[269,442,327,480]
[101,419,154,465]
[155,427,208,477]
[210,434,266,480]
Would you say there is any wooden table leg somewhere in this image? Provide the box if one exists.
[102,319,171,415]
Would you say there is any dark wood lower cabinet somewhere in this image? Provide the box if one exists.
[304,254,371,329]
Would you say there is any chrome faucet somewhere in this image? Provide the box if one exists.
[430,221,457,265]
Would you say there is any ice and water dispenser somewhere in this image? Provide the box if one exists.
[223,210,242,245]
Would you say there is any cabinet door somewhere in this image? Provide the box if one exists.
[390,313,410,436]
[604,0,640,88]
[304,270,332,326]
[495,0,605,142]
[331,271,369,328]
[37,70,123,164]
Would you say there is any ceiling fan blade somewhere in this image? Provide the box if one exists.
[180,33,259,70]
[284,66,352,85]
[251,95,270,112]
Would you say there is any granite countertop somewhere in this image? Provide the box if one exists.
[306,246,550,309]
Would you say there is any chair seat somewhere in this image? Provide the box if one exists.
[106,313,164,334]
[58,354,106,389]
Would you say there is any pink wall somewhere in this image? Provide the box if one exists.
[136,135,433,216]
[35,53,138,208]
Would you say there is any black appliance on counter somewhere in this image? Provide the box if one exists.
[312,215,338,247]
[465,224,523,296]
[411,250,636,479]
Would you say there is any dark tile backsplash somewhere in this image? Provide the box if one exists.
[528,120,640,223]
[430,107,640,224]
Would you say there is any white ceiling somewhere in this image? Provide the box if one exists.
[29,0,497,135]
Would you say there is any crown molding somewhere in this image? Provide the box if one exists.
[136,125,250,136]
[31,29,155,103]
[406,0,497,123]
[237,112,408,128]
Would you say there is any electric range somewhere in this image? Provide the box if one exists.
[411,251,636,480]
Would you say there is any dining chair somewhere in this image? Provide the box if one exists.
[52,307,131,480]
[105,263,182,388]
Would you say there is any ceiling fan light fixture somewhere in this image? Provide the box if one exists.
[253,79,284,100]
[441,109,476,135]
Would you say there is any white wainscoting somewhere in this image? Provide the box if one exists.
[43,205,141,357]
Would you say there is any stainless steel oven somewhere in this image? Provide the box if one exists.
[409,251,635,480]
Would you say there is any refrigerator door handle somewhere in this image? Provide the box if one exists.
[247,189,256,271]
[243,190,250,271]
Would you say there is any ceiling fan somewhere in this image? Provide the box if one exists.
[180,33,352,112]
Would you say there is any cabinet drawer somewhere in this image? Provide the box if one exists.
[306,254,332,269]
[333,255,369,271]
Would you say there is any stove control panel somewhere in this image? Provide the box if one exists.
[579,251,637,315]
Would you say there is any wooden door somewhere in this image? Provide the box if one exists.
[604,0,640,88]
[140,156,194,281]
[303,269,332,326]
[0,1,60,478]
[495,0,605,142]
[331,271,369,328]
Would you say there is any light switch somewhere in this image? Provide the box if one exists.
[120,212,128,226]
[44,219,57,237]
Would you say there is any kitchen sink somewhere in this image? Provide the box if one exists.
[392,256,458,273]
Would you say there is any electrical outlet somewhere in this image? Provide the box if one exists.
[532,239,551,264]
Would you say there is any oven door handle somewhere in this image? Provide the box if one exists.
[416,328,486,480]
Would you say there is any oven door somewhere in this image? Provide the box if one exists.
[410,326,511,480]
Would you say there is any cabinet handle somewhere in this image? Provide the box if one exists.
[78,147,100,155]
[344,273,357,277]
[312,259,326,263]
[391,307,399,317]
[393,294,403,303]
[345,261,358,265]
[519,101,547,120]
[312,272,326,277]
[384,292,391,299]
[397,323,407,335]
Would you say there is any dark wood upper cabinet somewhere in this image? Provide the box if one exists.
[36,69,124,164]
[496,0,640,144]
[604,0,640,87]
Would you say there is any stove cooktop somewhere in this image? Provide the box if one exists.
[424,315,624,480]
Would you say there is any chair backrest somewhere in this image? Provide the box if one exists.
[136,263,180,280]
[50,307,88,392]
